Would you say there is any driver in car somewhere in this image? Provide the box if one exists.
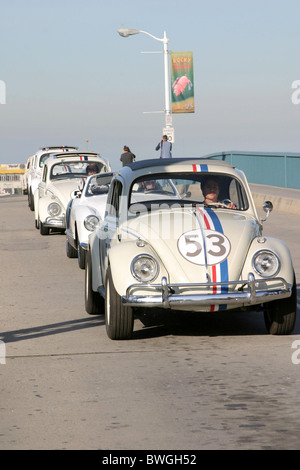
[201,177,236,209]
[138,180,162,192]
[86,163,99,176]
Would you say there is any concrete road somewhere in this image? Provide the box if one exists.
[0,196,300,450]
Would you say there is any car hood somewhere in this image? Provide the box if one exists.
[79,195,108,219]
[49,180,84,208]
[124,207,260,284]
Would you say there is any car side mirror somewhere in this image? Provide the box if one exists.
[261,200,273,222]
[71,189,81,199]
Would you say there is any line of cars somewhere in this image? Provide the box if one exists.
[25,145,112,265]
[26,149,297,340]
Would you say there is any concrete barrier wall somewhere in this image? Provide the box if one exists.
[250,183,300,215]
[205,151,300,191]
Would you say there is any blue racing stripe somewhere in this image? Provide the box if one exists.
[205,207,229,309]
[200,164,208,172]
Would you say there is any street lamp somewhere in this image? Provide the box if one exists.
[117,28,173,139]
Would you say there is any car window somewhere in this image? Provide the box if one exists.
[42,164,48,182]
[107,180,123,217]
[32,155,37,169]
[39,153,53,167]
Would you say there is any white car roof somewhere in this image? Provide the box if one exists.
[118,157,240,182]
[34,146,78,157]
[39,145,78,151]
[51,151,101,158]
[45,153,108,168]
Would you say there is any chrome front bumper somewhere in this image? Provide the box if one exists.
[122,273,291,309]
[44,216,65,228]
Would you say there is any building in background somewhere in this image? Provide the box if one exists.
[0,163,26,195]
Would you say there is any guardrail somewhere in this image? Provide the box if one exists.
[204,151,300,190]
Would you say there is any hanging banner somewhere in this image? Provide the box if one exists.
[170,51,194,113]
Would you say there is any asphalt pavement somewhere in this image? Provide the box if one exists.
[0,194,299,450]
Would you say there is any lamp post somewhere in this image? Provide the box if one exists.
[117,28,173,141]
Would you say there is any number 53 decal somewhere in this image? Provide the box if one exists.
[177,229,231,265]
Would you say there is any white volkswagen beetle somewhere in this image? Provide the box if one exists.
[65,171,113,268]
[34,151,111,235]
[27,145,78,210]
[85,158,297,340]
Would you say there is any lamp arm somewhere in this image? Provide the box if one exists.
[139,30,167,44]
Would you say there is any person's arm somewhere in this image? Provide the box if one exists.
[155,142,161,151]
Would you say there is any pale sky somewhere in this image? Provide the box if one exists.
[1,0,300,170]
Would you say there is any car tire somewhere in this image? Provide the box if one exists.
[105,265,134,340]
[85,250,104,314]
[66,239,77,258]
[264,272,297,335]
[78,244,86,269]
[39,221,49,235]
[29,191,34,211]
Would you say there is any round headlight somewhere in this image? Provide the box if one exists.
[252,250,280,277]
[84,215,99,231]
[131,255,159,282]
[48,202,61,216]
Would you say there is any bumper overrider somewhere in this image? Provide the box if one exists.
[44,216,65,228]
[122,273,291,309]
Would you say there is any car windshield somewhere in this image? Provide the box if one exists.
[85,173,113,197]
[50,161,103,180]
[129,173,249,211]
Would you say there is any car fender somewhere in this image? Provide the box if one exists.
[38,196,52,223]
[34,189,39,220]
[88,231,103,291]
[66,199,73,229]
[31,175,41,195]
[75,205,98,245]
[65,199,75,242]
[107,241,168,297]
[242,236,294,285]
[38,194,64,224]
[76,222,91,247]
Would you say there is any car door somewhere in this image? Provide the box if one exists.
[99,179,122,278]
[35,163,48,221]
